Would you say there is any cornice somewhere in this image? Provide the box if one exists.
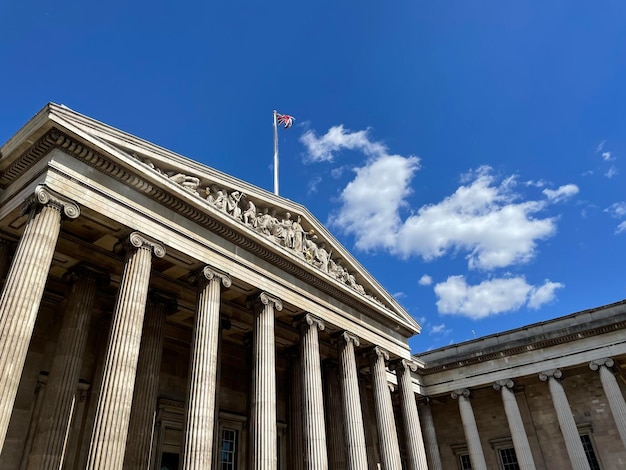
[2,128,416,334]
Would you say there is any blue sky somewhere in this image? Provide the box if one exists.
[1,1,625,352]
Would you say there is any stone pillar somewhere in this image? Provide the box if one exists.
[250,292,282,470]
[391,359,428,470]
[539,369,590,470]
[0,185,80,450]
[493,380,535,470]
[418,399,443,470]
[335,332,368,470]
[181,266,231,470]
[296,314,328,470]
[451,389,487,470]
[123,292,174,470]
[86,232,165,470]
[27,266,108,470]
[288,349,304,470]
[590,358,626,450]
[323,360,346,470]
[368,347,401,470]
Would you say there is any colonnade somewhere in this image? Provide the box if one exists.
[0,185,430,470]
[435,362,626,470]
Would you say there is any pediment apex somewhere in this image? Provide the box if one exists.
[2,103,420,335]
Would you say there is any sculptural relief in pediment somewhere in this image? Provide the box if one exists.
[136,156,385,309]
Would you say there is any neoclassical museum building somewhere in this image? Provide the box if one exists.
[0,104,625,470]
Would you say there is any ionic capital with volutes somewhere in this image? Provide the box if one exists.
[367,345,390,363]
[493,379,515,391]
[22,185,81,220]
[294,312,325,333]
[62,265,110,288]
[390,358,418,374]
[451,388,471,400]
[332,330,361,348]
[539,368,563,381]
[188,265,232,289]
[590,357,615,371]
[115,232,166,258]
[255,291,283,313]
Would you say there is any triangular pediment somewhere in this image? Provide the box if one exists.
[0,103,420,336]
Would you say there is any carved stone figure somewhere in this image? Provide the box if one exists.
[256,208,273,236]
[293,216,305,254]
[243,201,256,226]
[168,172,201,192]
[314,242,330,273]
[303,235,318,263]
[281,212,294,248]
[227,191,244,220]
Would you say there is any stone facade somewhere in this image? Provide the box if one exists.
[1,104,625,470]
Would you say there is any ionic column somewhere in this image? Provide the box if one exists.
[296,314,328,470]
[368,347,401,470]
[181,266,231,470]
[590,358,626,450]
[27,266,109,470]
[539,369,590,470]
[451,389,487,470]
[335,332,368,470]
[418,399,443,470]
[250,292,282,470]
[493,380,535,470]
[288,349,304,470]
[86,232,165,470]
[323,360,346,470]
[123,292,175,469]
[391,359,428,470]
[0,185,80,450]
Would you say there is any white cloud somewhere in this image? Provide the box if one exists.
[617,221,626,234]
[596,140,606,153]
[300,125,387,163]
[434,275,564,319]
[393,291,406,299]
[605,166,618,179]
[542,184,579,203]
[307,176,322,194]
[605,202,626,219]
[602,151,614,161]
[430,323,452,336]
[395,167,557,270]
[418,274,433,286]
[305,125,574,271]
[528,281,565,309]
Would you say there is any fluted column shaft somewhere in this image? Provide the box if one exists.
[298,314,328,470]
[369,347,401,470]
[418,400,443,470]
[182,267,231,470]
[27,267,107,470]
[336,332,368,470]
[493,380,535,470]
[123,293,172,469]
[0,186,79,450]
[323,361,346,470]
[539,369,590,470]
[0,238,14,286]
[289,350,304,470]
[86,232,165,470]
[393,360,428,470]
[590,358,626,450]
[452,389,487,470]
[251,292,282,470]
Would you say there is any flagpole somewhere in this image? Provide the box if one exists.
[273,109,279,196]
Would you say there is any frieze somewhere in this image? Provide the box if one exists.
[134,155,383,307]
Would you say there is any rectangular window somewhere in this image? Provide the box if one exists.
[498,447,520,470]
[459,453,472,470]
[580,434,601,470]
[219,428,238,470]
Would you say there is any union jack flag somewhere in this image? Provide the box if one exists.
[276,112,295,129]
